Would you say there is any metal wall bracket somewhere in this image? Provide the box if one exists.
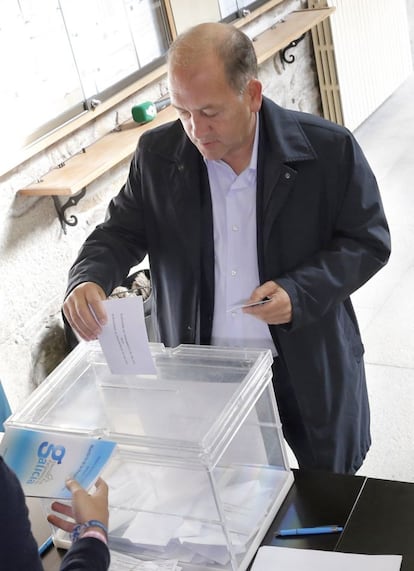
[280,33,306,65]
[52,188,86,233]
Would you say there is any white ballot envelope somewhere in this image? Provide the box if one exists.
[97,296,156,376]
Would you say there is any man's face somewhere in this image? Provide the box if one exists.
[168,55,262,172]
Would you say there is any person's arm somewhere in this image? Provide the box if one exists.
[0,457,43,571]
[59,538,110,571]
[64,145,149,341]
[253,130,390,331]
[48,478,110,571]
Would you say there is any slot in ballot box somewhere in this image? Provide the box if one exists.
[6,341,293,571]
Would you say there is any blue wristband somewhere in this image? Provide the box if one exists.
[71,520,108,543]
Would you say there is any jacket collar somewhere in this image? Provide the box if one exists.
[259,96,317,163]
[257,98,318,255]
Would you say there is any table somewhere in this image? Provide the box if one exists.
[30,469,414,570]
[262,470,414,570]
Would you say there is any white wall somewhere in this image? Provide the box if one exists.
[407,0,414,59]
[327,0,413,130]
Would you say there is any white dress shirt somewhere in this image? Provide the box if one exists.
[206,118,277,355]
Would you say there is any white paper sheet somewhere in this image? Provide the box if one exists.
[226,298,271,313]
[123,512,184,547]
[97,296,156,375]
[109,552,181,571]
[251,546,402,571]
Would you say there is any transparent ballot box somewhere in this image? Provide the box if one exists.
[6,341,293,570]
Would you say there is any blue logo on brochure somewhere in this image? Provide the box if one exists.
[38,441,66,464]
[26,441,66,485]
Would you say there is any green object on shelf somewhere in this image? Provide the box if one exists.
[131,101,158,124]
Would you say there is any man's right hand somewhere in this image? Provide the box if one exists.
[63,282,107,341]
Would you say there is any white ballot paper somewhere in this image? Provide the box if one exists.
[98,296,156,375]
[109,552,181,571]
[251,546,402,571]
[226,297,272,313]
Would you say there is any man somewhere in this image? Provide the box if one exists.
[63,23,391,474]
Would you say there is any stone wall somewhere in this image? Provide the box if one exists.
[0,0,322,410]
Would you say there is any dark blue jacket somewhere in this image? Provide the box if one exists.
[67,97,390,473]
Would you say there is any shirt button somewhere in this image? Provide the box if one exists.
[231,311,236,318]
[231,270,237,277]
[232,224,239,232]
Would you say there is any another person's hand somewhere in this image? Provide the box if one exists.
[63,282,107,341]
[47,477,109,537]
[243,281,292,324]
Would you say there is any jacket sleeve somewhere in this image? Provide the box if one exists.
[0,457,43,571]
[275,129,391,331]
[60,537,110,571]
[66,144,148,298]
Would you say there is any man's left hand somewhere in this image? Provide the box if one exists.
[243,281,292,324]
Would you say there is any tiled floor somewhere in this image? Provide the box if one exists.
[352,72,414,482]
[286,73,414,482]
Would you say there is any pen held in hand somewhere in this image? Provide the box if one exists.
[276,525,343,537]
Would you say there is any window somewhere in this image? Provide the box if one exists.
[0,0,170,163]
[219,0,269,19]
[0,0,269,175]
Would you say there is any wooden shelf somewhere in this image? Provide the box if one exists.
[19,106,178,197]
[19,7,334,199]
[254,7,335,65]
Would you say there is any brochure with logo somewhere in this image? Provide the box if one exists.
[0,425,116,498]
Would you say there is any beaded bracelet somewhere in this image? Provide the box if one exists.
[71,520,108,543]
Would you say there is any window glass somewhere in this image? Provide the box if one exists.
[125,0,169,67]
[0,0,169,161]
[0,0,83,153]
[219,0,268,18]
[59,0,168,97]
[219,0,239,18]
[0,0,269,173]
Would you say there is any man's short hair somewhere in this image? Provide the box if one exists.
[167,23,258,94]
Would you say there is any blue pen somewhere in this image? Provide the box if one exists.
[38,535,54,556]
[276,525,343,537]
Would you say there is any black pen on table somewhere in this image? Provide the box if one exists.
[38,535,54,556]
[276,524,343,537]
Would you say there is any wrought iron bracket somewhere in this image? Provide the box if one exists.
[52,188,86,233]
[280,33,306,65]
